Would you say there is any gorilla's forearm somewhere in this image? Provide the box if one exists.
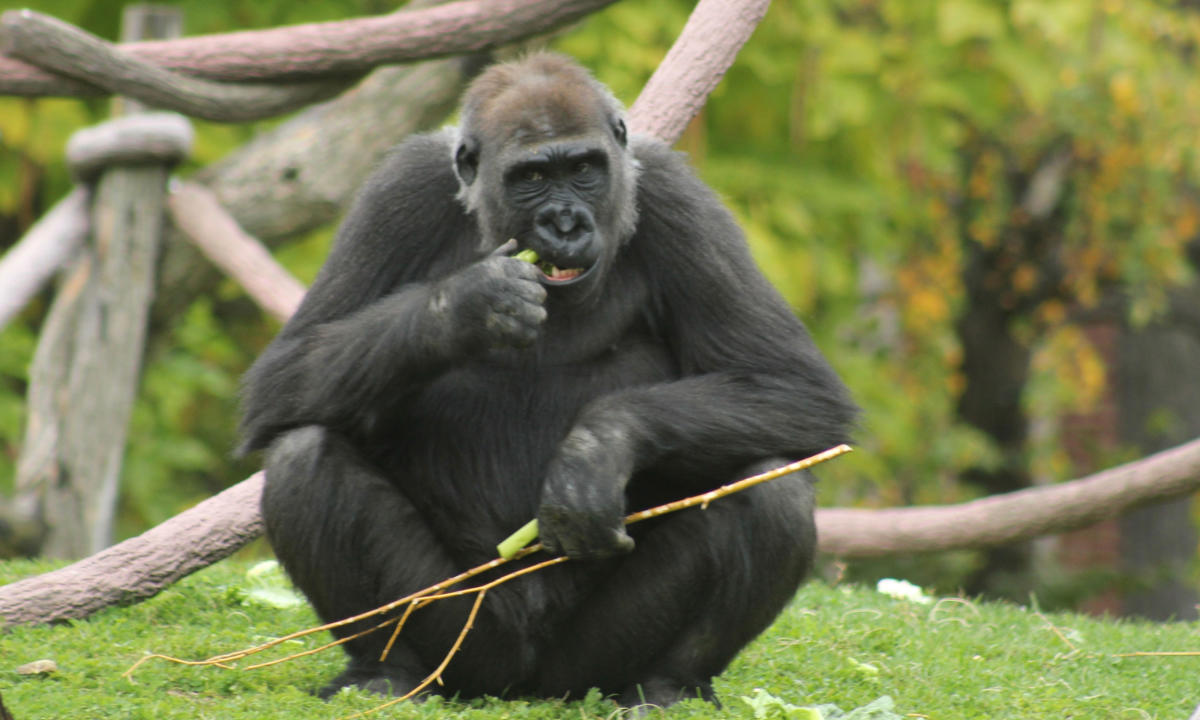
[237,285,446,451]
[297,285,453,416]
[586,371,855,483]
[244,250,546,444]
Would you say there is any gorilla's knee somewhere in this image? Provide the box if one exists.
[266,425,326,473]
[262,425,329,523]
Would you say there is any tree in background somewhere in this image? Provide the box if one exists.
[2,0,1199,616]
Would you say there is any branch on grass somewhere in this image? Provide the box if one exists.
[817,438,1200,558]
[0,475,264,627]
[0,0,618,99]
[167,182,305,323]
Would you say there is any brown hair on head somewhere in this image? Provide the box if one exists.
[460,52,624,146]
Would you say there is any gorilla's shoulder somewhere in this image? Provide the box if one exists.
[630,136,722,210]
[630,136,693,181]
[629,136,738,254]
[362,129,459,201]
[383,129,456,170]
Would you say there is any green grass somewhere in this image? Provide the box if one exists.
[1,559,1197,719]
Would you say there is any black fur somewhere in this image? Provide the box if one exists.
[239,53,855,707]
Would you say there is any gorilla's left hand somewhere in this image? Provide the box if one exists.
[538,420,636,560]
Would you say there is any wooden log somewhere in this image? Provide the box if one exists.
[628,0,771,143]
[66,112,192,182]
[0,188,89,331]
[1,9,349,122]
[0,0,619,97]
[12,8,189,559]
[0,474,264,625]
[15,163,176,558]
[167,182,306,323]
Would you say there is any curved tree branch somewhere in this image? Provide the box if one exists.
[628,0,770,143]
[0,188,89,331]
[167,182,305,323]
[0,0,618,99]
[1,10,354,122]
[817,438,1200,557]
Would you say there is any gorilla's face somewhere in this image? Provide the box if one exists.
[497,137,615,287]
[453,57,638,304]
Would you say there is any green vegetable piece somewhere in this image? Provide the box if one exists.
[496,519,539,559]
[514,248,540,264]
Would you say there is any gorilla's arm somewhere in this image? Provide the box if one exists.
[239,132,544,454]
[538,141,856,558]
[604,143,856,470]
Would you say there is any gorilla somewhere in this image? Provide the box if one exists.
[239,52,855,708]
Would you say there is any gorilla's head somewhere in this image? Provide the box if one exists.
[453,53,640,301]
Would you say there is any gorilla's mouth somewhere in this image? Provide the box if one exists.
[537,260,588,284]
[509,243,594,285]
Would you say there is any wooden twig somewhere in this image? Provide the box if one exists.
[124,445,852,691]
[244,618,395,671]
[122,542,545,677]
[625,444,852,523]
[361,556,572,718]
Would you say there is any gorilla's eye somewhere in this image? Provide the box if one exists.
[522,168,544,183]
[574,161,591,175]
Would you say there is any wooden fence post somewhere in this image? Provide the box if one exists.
[13,6,187,558]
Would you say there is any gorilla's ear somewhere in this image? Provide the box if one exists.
[611,117,628,148]
[455,136,481,186]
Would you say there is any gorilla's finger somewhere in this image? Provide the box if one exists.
[491,238,519,256]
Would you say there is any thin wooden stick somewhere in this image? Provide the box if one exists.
[342,592,490,720]
[378,599,424,665]
[378,555,570,662]
[123,542,546,678]
[627,444,852,521]
[126,445,851,691]
[244,616,397,671]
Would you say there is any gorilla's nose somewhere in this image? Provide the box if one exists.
[536,204,588,238]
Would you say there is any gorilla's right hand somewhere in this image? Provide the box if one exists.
[430,255,547,353]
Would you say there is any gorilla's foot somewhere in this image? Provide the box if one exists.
[616,677,718,713]
[317,660,433,701]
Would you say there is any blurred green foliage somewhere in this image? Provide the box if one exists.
[2,0,1199,597]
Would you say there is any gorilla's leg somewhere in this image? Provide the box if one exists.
[536,460,817,708]
[262,426,534,698]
